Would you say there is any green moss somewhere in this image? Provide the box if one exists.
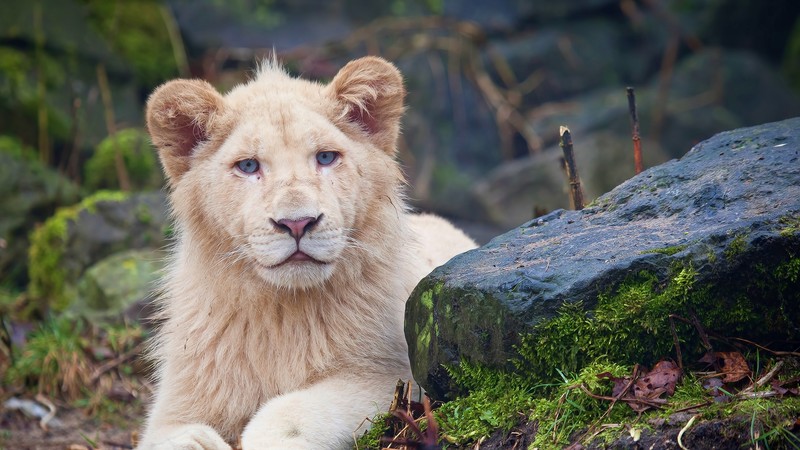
[27,190,129,314]
[514,267,698,381]
[725,233,748,260]
[640,244,688,256]
[778,215,800,238]
[775,258,800,284]
[436,362,535,444]
[429,250,800,446]
[84,128,161,191]
[354,412,393,449]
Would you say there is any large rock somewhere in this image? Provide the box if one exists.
[27,191,170,313]
[405,117,800,399]
[72,249,166,323]
[0,141,80,288]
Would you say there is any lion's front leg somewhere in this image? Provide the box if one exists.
[240,374,397,450]
[137,423,232,450]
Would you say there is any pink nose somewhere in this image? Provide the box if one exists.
[272,216,320,240]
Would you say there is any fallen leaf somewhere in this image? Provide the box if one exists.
[633,360,682,399]
[699,351,751,383]
[718,352,750,383]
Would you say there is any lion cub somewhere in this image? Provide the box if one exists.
[138,57,476,449]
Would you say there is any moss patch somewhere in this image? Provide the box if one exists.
[420,251,800,448]
[724,232,748,260]
[640,244,688,256]
[27,191,129,315]
[84,128,161,191]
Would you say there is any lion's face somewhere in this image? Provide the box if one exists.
[146,58,405,289]
[187,105,369,288]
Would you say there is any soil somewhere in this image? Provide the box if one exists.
[477,412,800,450]
[0,398,145,450]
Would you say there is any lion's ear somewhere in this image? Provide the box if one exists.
[146,79,226,182]
[326,57,405,154]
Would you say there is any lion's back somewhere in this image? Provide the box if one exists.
[408,213,477,276]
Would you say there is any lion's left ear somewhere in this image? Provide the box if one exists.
[326,57,405,154]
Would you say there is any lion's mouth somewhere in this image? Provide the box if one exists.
[267,251,326,268]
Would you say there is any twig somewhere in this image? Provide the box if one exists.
[730,337,800,357]
[96,63,131,192]
[34,393,56,431]
[677,414,699,450]
[689,311,713,352]
[737,391,780,400]
[559,126,584,210]
[578,365,639,443]
[744,360,784,393]
[672,401,711,413]
[626,87,644,174]
[578,384,667,408]
[668,315,684,370]
[159,4,190,78]
[33,0,50,165]
[89,342,144,383]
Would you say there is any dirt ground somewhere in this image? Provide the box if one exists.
[1,398,144,450]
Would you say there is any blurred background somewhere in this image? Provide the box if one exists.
[1,0,800,444]
[2,0,800,314]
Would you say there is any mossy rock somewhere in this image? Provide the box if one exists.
[27,190,170,315]
[406,117,800,400]
[0,137,80,289]
[72,249,165,323]
[84,128,162,191]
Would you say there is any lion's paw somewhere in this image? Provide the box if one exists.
[142,424,231,450]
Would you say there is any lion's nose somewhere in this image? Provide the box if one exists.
[271,215,321,241]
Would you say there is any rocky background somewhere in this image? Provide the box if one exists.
[1,0,800,448]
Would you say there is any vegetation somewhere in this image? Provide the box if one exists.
[84,128,161,191]
[2,0,800,448]
[27,190,129,315]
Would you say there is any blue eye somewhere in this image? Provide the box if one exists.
[236,159,259,174]
[316,151,339,166]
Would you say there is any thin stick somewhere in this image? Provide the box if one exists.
[626,87,643,174]
[559,126,584,210]
[677,414,699,450]
[668,315,684,370]
[96,63,131,192]
[89,342,144,383]
[730,337,800,357]
[34,394,56,431]
[741,361,784,394]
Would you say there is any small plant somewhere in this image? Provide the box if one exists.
[5,317,91,400]
[84,128,161,191]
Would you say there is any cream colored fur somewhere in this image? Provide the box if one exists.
[138,57,476,450]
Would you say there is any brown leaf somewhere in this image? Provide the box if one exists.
[633,360,682,399]
[598,361,682,413]
[718,351,750,383]
[699,351,751,383]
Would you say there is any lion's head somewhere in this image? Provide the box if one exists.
[146,57,407,289]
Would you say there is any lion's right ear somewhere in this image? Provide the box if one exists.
[146,79,226,182]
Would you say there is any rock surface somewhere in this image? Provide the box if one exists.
[27,191,170,313]
[72,249,165,323]
[405,117,800,398]
[0,144,80,288]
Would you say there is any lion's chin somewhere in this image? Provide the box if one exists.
[254,258,335,290]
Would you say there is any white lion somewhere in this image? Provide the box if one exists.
[138,56,476,449]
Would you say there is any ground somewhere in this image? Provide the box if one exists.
[1,398,144,449]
